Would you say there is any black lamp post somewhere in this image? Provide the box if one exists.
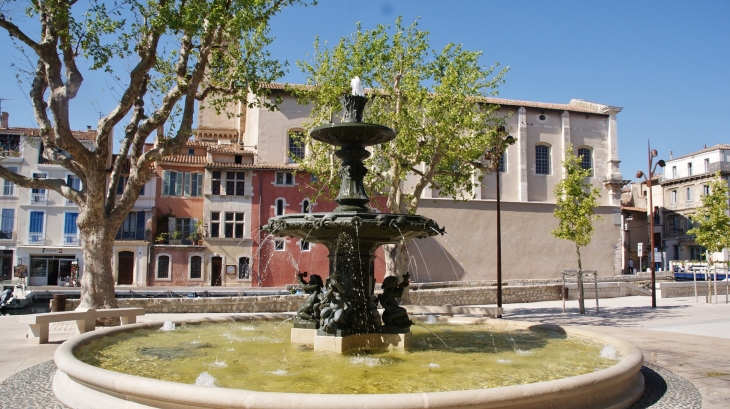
[635,141,665,308]
[485,126,516,315]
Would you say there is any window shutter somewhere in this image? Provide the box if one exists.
[191,218,198,235]
[175,172,183,196]
[1,209,14,232]
[64,213,78,234]
[168,217,176,234]
[163,171,170,195]
[196,174,203,196]
[29,211,44,233]
[184,173,191,196]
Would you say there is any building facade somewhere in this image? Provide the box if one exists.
[659,144,730,264]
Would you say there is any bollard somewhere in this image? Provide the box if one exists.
[52,294,67,312]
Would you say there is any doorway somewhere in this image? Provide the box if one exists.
[211,257,222,286]
[118,251,134,285]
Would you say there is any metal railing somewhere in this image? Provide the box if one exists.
[28,233,44,244]
[63,233,80,246]
[661,161,730,182]
[30,193,47,205]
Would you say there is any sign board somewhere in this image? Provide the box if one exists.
[637,243,643,257]
[13,265,28,278]
[654,252,662,261]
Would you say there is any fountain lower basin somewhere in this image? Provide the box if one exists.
[53,315,644,409]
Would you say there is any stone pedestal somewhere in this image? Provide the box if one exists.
[291,328,412,354]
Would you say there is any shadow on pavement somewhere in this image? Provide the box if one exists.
[503,304,692,328]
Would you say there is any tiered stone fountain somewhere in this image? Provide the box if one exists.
[263,82,443,352]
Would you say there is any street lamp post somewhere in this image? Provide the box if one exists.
[636,141,665,308]
[485,126,516,315]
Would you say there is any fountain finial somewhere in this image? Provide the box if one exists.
[341,77,368,123]
[351,76,364,96]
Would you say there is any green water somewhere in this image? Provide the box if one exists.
[75,320,618,394]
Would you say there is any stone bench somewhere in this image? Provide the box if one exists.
[405,304,503,318]
[18,307,145,344]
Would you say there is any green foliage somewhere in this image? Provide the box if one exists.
[291,17,508,214]
[552,145,602,249]
[688,172,730,258]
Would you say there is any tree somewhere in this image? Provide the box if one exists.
[292,18,507,281]
[0,0,303,309]
[688,172,730,303]
[552,145,601,314]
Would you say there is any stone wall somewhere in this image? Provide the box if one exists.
[659,281,730,298]
[408,285,563,305]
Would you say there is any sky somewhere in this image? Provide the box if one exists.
[1,0,728,180]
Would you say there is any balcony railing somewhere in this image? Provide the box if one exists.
[63,233,80,246]
[30,193,47,205]
[661,161,730,182]
[667,228,685,238]
[28,233,44,245]
[116,229,146,241]
[0,230,15,240]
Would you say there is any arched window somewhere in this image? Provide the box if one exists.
[535,145,550,175]
[302,199,310,213]
[275,199,285,216]
[288,130,305,162]
[577,148,592,173]
[157,255,170,279]
[189,255,202,279]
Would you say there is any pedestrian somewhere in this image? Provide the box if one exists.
[628,259,634,274]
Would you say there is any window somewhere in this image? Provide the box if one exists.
[2,166,17,196]
[702,185,710,195]
[190,255,202,279]
[311,174,319,183]
[704,158,710,173]
[671,166,677,178]
[226,171,245,196]
[38,142,49,164]
[163,171,202,196]
[234,155,242,164]
[31,173,46,204]
[577,148,592,173]
[670,216,680,230]
[212,171,221,195]
[670,190,677,204]
[686,187,693,201]
[288,131,305,162]
[210,212,220,238]
[188,148,195,155]
[0,209,14,239]
[300,240,310,251]
[274,239,285,251]
[224,212,244,238]
[275,199,285,216]
[157,255,170,279]
[176,218,195,244]
[28,211,44,243]
[498,152,506,173]
[535,145,550,175]
[689,246,706,261]
[687,162,692,176]
[116,176,145,196]
[63,212,79,245]
[116,212,145,240]
[302,199,311,213]
[0,134,20,152]
[275,171,294,185]
[67,174,82,191]
[238,257,250,279]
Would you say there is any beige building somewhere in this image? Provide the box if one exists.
[659,144,730,264]
[196,89,628,284]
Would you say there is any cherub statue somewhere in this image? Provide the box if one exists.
[295,272,324,323]
[319,273,350,333]
[378,273,413,333]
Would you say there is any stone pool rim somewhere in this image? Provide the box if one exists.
[53,314,644,409]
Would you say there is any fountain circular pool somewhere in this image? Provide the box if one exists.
[53,315,643,409]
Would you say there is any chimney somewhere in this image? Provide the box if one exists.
[1,112,8,129]
[87,125,92,131]
[669,151,673,160]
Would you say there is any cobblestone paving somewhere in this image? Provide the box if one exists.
[0,360,701,409]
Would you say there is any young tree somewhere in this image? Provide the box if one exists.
[0,0,303,309]
[292,18,508,281]
[688,172,730,303]
[552,145,602,314]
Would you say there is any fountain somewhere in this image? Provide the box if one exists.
[51,79,644,409]
[263,78,444,352]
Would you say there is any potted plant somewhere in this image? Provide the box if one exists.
[188,231,201,245]
[155,232,168,244]
[169,230,182,245]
